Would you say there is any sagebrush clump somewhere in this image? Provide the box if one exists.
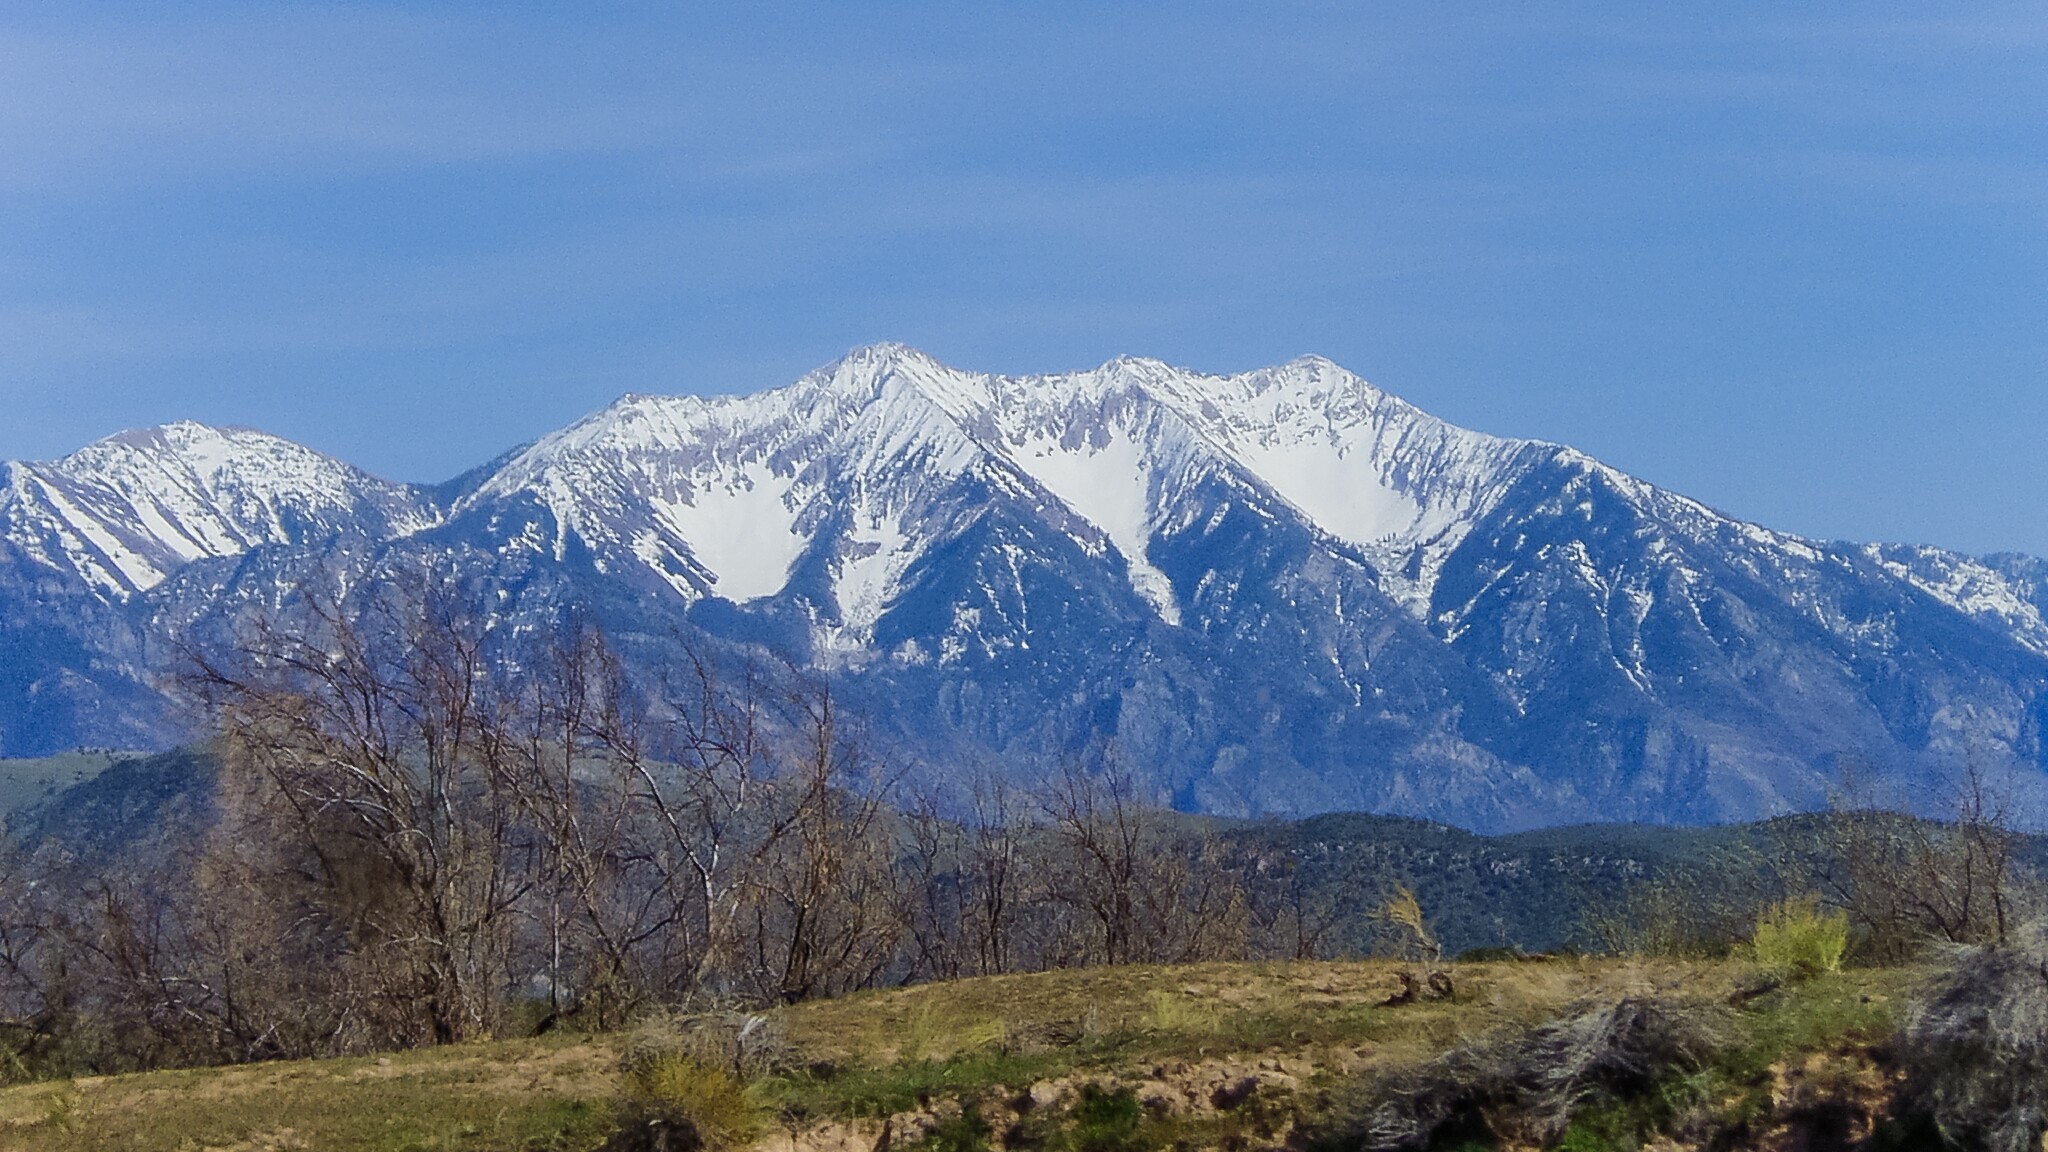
[1328,994,1728,1150]
[1896,920,2048,1152]
[624,1009,794,1078]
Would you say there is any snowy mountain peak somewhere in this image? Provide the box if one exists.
[344,348,1557,622]
[0,352,1550,619]
[832,340,940,369]
[1,421,434,597]
[809,343,1003,426]
[785,349,1545,615]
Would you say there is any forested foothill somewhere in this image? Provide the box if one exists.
[2,591,2046,1151]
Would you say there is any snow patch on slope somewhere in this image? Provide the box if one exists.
[655,463,803,601]
[1232,435,1423,547]
[1871,545,2048,656]
[836,500,913,635]
[1015,429,1180,624]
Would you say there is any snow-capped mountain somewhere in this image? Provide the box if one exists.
[2,421,436,597]
[5,345,2045,830]
[448,346,1541,629]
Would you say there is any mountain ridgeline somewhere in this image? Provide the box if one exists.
[4,345,2046,830]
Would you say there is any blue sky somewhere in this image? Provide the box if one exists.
[4,3,2045,554]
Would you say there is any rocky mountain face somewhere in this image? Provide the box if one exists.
[4,345,2044,831]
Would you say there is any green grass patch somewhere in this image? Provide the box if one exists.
[1067,1085,1151,1152]
[1721,970,1902,1080]
[761,1048,1063,1123]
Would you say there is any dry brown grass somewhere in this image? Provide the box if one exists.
[0,1034,619,1152]
[778,957,1748,1072]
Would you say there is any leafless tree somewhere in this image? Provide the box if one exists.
[0,838,70,1079]
[1038,759,1147,965]
[190,587,530,1045]
[1812,757,2029,961]
[634,653,780,999]
[744,685,901,1003]
[1034,756,1254,966]
[961,773,1026,976]
[897,769,1033,981]
[498,623,653,1029]
[1243,845,1342,961]
[900,789,967,983]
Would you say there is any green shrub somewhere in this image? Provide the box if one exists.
[1750,895,1848,979]
[606,1051,762,1152]
[916,1105,994,1152]
[1070,1084,1150,1152]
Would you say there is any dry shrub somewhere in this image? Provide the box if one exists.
[899,998,1008,1061]
[1144,989,1222,1035]
[1896,920,2048,1152]
[624,1009,794,1079]
[1376,885,1442,962]
[1333,995,1728,1151]
[1750,895,1848,979]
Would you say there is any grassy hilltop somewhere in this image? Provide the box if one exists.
[0,957,1914,1152]
[4,738,2038,1150]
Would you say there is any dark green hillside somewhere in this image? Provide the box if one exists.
[0,750,137,824]
[1216,812,1783,955]
[19,745,2025,959]
[6,746,218,872]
